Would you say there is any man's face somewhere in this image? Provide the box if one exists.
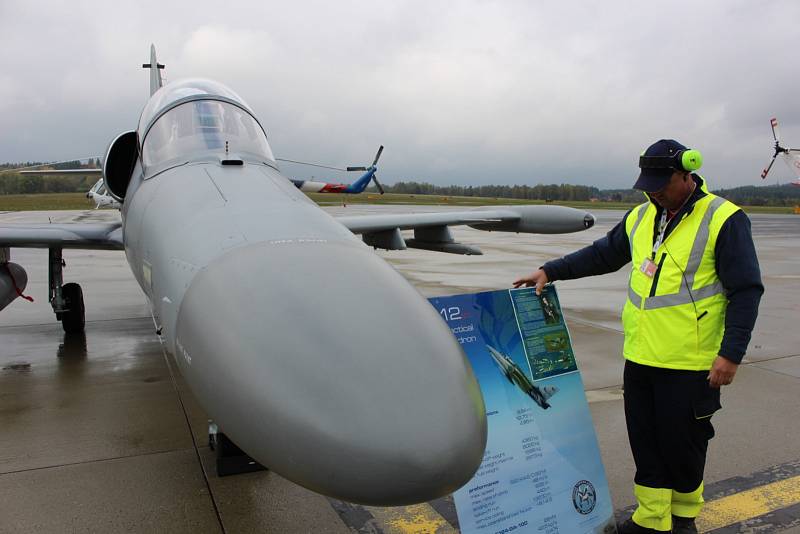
[648,171,690,210]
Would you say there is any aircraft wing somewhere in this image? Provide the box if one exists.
[339,210,504,233]
[338,205,593,234]
[0,222,123,250]
[336,205,595,255]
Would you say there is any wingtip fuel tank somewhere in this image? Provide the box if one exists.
[468,205,595,234]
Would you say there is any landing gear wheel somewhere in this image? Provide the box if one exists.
[61,282,85,333]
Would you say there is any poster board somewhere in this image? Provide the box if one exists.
[429,286,616,534]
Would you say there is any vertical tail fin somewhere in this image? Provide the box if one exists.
[142,44,165,97]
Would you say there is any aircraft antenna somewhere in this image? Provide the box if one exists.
[275,158,347,172]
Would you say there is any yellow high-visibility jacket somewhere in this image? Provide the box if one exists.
[622,181,740,370]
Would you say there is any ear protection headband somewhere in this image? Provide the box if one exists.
[639,148,703,172]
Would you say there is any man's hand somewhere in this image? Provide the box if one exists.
[513,269,549,295]
[708,355,739,388]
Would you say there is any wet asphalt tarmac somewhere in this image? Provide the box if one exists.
[1,206,798,533]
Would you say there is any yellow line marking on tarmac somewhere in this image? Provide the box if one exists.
[365,503,457,534]
[697,474,800,532]
[354,471,800,533]
[585,388,623,403]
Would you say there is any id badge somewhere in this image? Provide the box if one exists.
[640,258,658,278]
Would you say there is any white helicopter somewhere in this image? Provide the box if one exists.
[86,178,121,209]
[761,117,800,186]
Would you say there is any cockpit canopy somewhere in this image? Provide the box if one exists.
[138,78,275,172]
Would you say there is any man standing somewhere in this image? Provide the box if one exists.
[513,140,763,533]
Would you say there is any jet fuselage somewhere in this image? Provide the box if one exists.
[117,79,487,505]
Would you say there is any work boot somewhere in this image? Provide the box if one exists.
[617,517,667,533]
[671,515,698,534]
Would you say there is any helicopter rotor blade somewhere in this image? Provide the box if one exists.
[372,174,386,194]
[346,166,367,172]
[372,145,384,167]
[761,155,778,179]
[770,117,781,144]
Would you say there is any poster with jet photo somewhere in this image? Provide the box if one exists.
[429,286,616,534]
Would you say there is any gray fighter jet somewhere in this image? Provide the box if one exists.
[0,46,593,506]
[487,345,558,409]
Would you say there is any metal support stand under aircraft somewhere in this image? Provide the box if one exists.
[48,247,84,333]
[208,421,267,477]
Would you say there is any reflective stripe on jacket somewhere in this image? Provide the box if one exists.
[622,184,740,370]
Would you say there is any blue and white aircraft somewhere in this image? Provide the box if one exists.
[283,146,386,194]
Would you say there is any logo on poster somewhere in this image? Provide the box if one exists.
[572,480,596,514]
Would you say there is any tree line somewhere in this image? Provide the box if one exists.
[0,160,100,195]
[382,181,800,206]
[711,184,800,207]
[2,161,799,206]
[384,181,602,201]
[600,184,800,206]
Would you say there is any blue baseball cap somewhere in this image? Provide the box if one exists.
[634,139,687,192]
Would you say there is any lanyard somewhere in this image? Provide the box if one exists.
[651,209,668,258]
[650,180,697,258]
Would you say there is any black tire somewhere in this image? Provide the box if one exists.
[61,283,85,334]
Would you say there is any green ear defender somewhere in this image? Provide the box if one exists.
[680,149,702,171]
[639,145,703,172]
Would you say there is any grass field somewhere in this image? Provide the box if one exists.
[0,191,796,214]
[0,193,93,211]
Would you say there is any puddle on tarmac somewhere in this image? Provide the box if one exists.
[2,362,31,372]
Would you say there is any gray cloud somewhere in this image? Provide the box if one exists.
[1,0,797,189]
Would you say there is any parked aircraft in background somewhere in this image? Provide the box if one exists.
[761,117,800,186]
[0,45,595,506]
[86,178,121,209]
[280,146,386,194]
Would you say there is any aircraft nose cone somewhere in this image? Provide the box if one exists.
[175,241,486,505]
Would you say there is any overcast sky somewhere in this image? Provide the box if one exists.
[1,1,797,189]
